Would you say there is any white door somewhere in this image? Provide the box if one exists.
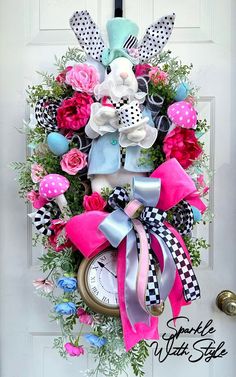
[1,1,235,376]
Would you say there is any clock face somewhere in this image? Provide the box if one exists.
[77,249,120,316]
[86,250,118,308]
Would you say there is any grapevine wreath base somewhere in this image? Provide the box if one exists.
[13,8,212,377]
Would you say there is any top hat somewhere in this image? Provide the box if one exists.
[102,17,139,66]
[117,101,157,148]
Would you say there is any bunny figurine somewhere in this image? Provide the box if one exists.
[70,10,175,192]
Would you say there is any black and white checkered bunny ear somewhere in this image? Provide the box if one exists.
[138,14,176,62]
[70,10,105,63]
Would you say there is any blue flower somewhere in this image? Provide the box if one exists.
[54,302,76,315]
[84,333,107,348]
[57,276,77,292]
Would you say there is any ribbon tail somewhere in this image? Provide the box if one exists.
[125,231,151,327]
[150,233,176,301]
[167,223,193,321]
[117,239,159,351]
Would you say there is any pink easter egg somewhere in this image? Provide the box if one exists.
[167,101,197,129]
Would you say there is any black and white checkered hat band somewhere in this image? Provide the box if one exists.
[33,203,54,236]
[172,201,194,236]
[35,96,61,132]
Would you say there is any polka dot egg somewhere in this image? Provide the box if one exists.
[167,101,197,129]
[39,174,70,199]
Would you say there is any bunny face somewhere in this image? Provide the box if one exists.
[94,57,138,101]
[106,57,138,93]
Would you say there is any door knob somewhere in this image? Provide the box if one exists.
[216,290,236,316]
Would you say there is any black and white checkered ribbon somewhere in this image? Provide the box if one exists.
[35,96,61,132]
[172,201,194,236]
[108,187,160,310]
[108,187,200,303]
[33,203,54,236]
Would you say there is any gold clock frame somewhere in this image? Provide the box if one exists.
[77,251,120,317]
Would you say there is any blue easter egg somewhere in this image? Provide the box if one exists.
[191,206,202,222]
[174,82,190,101]
[47,132,69,156]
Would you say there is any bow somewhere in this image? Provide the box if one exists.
[99,177,200,326]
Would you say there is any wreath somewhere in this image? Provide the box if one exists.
[13,7,212,377]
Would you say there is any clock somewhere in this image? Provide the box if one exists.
[77,249,119,316]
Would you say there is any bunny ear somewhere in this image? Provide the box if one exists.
[138,14,176,62]
[70,10,105,63]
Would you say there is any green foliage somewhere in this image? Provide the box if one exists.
[196,118,210,133]
[139,145,165,169]
[129,341,149,377]
[183,236,209,267]
[54,47,86,72]
[39,248,81,274]
[27,47,85,106]
[148,52,194,113]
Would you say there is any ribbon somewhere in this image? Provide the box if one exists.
[99,177,201,326]
[35,96,60,132]
[66,158,205,350]
[172,200,194,236]
[31,203,54,236]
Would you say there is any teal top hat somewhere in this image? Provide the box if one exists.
[102,17,139,66]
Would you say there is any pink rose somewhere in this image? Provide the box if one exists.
[135,63,151,77]
[56,92,93,130]
[48,219,73,252]
[56,66,72,84]
[77,308,93,325]
[65,63,100,94]
[31,163,47,183]
[26,190,48,209]
[64,343,85,357]
[83,192,107,211]
[60,148,87,175]
[33,278,54,294]
[163,127,202,169]
[149,66,169,85]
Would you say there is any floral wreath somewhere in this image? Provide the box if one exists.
[13,8,212,377]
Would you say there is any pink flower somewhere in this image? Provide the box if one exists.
[31,163,47,183]
[135,63,152,77]
[60,148,87,175]
[64,343,85,357]
[65,63,100,94]
[128,48,139,58]
[56,66,72,84]
[56,92,94,130]
[83,192,107,211]
[48,219,73,252]
[196,174,209,196]
[33,278,54,294]
[26,190,48,209]
[77,308,93,325]
[163,127,202,169]
[149,66,169,85]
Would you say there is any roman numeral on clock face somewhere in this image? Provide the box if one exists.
[102,296,109,304]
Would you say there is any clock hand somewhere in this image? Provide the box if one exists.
[97,261,117,278]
